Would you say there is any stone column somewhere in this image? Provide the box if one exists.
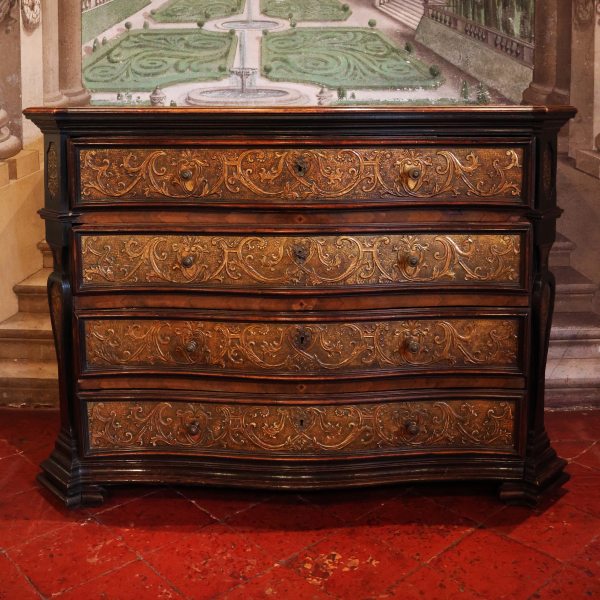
[0,107,21,160]
[42,0,68,106]
[58,0,90,106]
[569,0,600,177]
[547,0,572,104]
[521,0,558,104]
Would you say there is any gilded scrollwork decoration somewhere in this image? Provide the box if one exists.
[80,233,522,289]
[46,142,59,201]
[84,317,519,375]
[79,147,523,203]
[87,400,515,454]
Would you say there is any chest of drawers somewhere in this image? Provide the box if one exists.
[25,106,575,508]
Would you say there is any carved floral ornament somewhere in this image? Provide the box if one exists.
[574,0,600,27]
[0,0,16,31]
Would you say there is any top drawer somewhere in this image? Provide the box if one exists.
[76,145,526,206]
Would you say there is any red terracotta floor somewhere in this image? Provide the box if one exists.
[0,409,599,600]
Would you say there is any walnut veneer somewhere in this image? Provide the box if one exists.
[24,106,575,508]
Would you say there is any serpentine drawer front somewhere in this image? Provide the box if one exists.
[81,316,521,377]
[78,231,524,291]
[77,145,525,205]
[86,399,517,455]
[25,106,575,508]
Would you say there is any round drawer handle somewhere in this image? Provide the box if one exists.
[405,421,420,436]
[185,340,198,353]
[407,254,420,268]
[409,168,421,179]
[181,255,195,268]
[187,420,200,436]
[180,169,193,180]
[407,341,420,353]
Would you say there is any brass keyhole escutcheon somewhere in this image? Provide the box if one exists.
[405,421,420,436]
[409,168,421,180]
[293,327,312,350]
[185,340,198,353]
[293,156,309,177]
[292,243,309,263]
[180,169,193,180]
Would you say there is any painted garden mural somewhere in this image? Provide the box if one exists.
[80,0,535,106]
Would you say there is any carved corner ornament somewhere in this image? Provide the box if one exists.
[20,0,41,31]
[46,142,59,200]
[574,0,600,27]
[0,0,17,32]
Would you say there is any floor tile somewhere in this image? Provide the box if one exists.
[484,499,600,562]
[288,526,419,598]
[222,565,332,600]
[0,409,59,462]
[429,530,562,600]
[557,463,600,518]
[357,494,476,563]
[0,486,83,550]
[144,524,274,599]
[551,439,596,461]
[567,535,600,578]
[298,485,405,523]
[545,410,600,441]
[178,486,270,521]
[388,565,484,600]
[57,559,184,599]
[0,454,39,500]
[0,439,21,460]
[0,551,40,600]
[85,486,166,516]
[530,565,600,599]
[409,481,506,526]
[8,519,137,597]
[225,495,342,561]
[94,490,216,554]
[573,441,600,471]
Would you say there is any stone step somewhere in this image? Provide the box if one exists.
[377,0,424,30]
[0,358,58,408]
[13,268,51,313]
[549,312,600,359]
[0,312,55,360]
[37,240,53,269]
[550,233,576,268]
[554,266,598,313]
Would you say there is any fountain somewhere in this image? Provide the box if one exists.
[185,0,305,106]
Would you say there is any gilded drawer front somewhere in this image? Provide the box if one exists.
[78,147,524,204]
[87,399,516,454]
[83,317,520,376]
[79,232,522,290]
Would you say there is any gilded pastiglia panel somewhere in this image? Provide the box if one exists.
[87,399,515,453]
[79,147,523,203]
[84,318,519,374]
[80,233,522,289]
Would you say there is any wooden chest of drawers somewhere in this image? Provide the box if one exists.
[25,106,575,508]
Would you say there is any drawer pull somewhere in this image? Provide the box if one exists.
[405,421,420,436]
[181,255,195,268]
[180,169,193,180]
[407,341,420,353]
[407,255,420,268]
[292,243,309,263]
[409,168,422,180]
[186,420,200,436]
[293,157,308,177]
[185,340,198,353]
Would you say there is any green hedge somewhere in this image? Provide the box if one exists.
[82,0,151,43]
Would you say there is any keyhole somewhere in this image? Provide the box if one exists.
[294,157,308,177]
[299,419,304,428]
[299,334,306,345]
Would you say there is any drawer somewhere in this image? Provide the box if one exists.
[77,146,525,205]
[81,315,521,378]
[78,231,524,292]
[86,398,517,455]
